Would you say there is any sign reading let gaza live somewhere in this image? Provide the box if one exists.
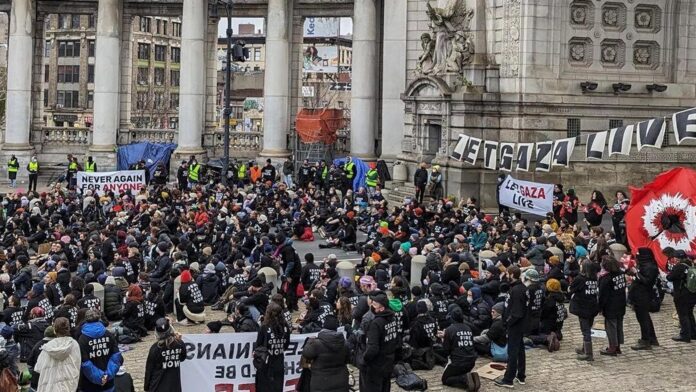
[76,170,146,196]
[498,175,554,216]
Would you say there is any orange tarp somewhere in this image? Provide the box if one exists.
[295,108,344,144]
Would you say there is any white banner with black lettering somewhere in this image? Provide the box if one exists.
[181,332,315,392]
[76,170,146,196]
[498,175,554,216]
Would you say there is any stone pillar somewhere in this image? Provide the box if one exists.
[351,0,378,159]
[380,0,406,160]
[91,0,122,166]
[176,0,207,156]
[410,255,426,288]
[260,0,291,158]
[336,261,356,287]
[5,0,34,152]
[258,267,279,295]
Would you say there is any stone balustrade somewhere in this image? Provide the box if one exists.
[41,127,92,145]
[119,128,178,145]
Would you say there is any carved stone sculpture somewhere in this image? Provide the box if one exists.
[417,33,435,73]
[417,0,475,75]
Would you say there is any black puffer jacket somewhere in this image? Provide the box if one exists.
[104,283,124,321]
[302,329,350,392]
[196,272,220,305]
[569,275,599,319]
[629,250,659,306]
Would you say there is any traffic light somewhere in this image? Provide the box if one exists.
[232,41,249,62]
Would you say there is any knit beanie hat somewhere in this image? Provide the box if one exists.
[492,302,505,315]
[546,278,561,293]
[207,321,222,333]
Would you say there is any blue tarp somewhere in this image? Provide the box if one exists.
[333,157,369,191]
[117,142,178,175]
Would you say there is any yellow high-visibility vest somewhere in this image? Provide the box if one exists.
[345,162,355,179]
[188,163,201,181]
[28,161,39,173]
[85,161,96,172]
[238,164,247,179]
[366,169,378,187]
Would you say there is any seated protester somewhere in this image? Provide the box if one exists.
[112,267,130,295]
[473,302,508,360]
[299,291,329,333]
[53,294,79,330]
[78,310,122,392]
[440,304,480,391]
[27,326,56,392]
[319,217,356,249]
[15,307,49,363]
[44,272,63,308]
[529,279,565,352]
[0,326,19,367]
[300,315,350,392]
[70,276,85,302]
[104,276,124,322]
[144,283,166,331]
[468,286,492,332]
[429,283,451,329]
[196,263,221,305]
[120,284,147,338]
[408,300,438,370]
[234,278,270,321]
[3,295,25,327]
[24,282,55,323]
[300,253,322,290]
[163,269,180,315]
[477,265,502,307]
[77,284,102,312]
[230,304,259,332]
[34,317,81,392]
[175,270,205,325]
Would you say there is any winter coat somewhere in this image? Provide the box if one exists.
[196,272,221,305]
[569,275,599,319]
[301,330,350,392]
[363,309,398,375]
[78,321,123,392]
[598,271,627,318]
[628,255,659,306]
[15,317,49,362]
[409,314,437,349]
[539,292,566,334]
[469,232,488,252]
[104,284,124,321]
[144,340,187,392]
[27,337,51,390]
[470,298,492,332]
[525,244,547,268]
[667,262,696,304]
[12,266,33,298]
[504,280,529,330]
[56,269,71,298]
[121,300,147,337]
[34,336,81,392]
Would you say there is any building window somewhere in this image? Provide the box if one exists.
[609,119,624,129]
[154,92,165,109]
[172,22,181,37]
[87,91,94,109]
[137,67,149,85]
[170,47,180,63]
[44,89,49,107]
[88,40,95,57]
[88,14,96,28]
[72,14,81,29]
[88,65,95,83]
[155,45,166,61]
[136,92,148,110]
[140,17,151,33]
[57,90,79,108]
[567,118,581,138]
[155,19,161,35]
[254,48,261,61]
[137,43,150,60]
[59,14,70,29]
[44,65,49,83]
[44,40,51,57]
[154,68,165,86]
[170,93,179,109]
[58,40,81,57]
[170,70,180,86]
[57,65,80,83]
[162,21,168,36]
[169,117,178,129]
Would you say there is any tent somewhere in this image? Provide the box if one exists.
[334,157,369,191]
[117,142,177,175]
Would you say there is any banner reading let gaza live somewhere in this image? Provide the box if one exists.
[76,170,146,196]
[181,332,316,392]
[498,175,554,216]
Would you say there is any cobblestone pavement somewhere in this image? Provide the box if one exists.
[119,296,695,392]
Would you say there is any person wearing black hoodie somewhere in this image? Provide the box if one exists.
[629,247,660,350]
[231,304,259,332]
[300,315,350,392]
[144,318,186,392]
[409,300,437,370]
[440,304,481,391]
[569,260,599,361]
[144,283,166,331]
[666,250,696,342]
[15,307,49,363]
[360,291,398,392]
[495,266,528,388]
[598,256,627,355]
[255,303,291,392]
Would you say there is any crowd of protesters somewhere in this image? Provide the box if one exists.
[0,154,693,392]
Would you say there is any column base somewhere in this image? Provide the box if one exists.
[259,148,291,159]
[87,150,118,172]
[351,153,377,162]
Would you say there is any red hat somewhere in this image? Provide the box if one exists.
[180,270,192,283]
[369,162,376,169]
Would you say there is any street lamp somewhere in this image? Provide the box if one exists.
[220,0,233,186]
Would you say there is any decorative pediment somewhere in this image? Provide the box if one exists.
[403,76,454,99]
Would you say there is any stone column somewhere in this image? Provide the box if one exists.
[176,0,207,156]
[5,0,34,151]
[260,0,291,158]
[380,0,407,160]
[92,0,122,158]
[351,0,378,159]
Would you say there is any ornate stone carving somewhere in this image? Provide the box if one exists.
[601,3,627,32]
[568,37,593,66]
[416,0,475,76]
[570,0,594,29]
[571,6,587,24]
[501,0,521,77]
[600,39,626,68]
[603,8,618,26]
[634,5,662,33]
[633,40,660,69]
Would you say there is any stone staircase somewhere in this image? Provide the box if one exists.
[383,180,417,206]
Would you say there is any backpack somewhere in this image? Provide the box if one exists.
[393,363,428,391]
[253,346,270,370]
[685,266,696,293]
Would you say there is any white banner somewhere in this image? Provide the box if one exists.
[498,175,554,216]
[181,332,315,392]
[76,170,146,196]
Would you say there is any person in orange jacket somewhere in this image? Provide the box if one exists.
[250,161,262,184]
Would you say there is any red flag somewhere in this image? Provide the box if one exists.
[626,167,696,271]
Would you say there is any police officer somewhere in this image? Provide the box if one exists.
[7,154,19,188]
[440,304,480,390]
[237,160,248,187]
[365,162,379,196]
[361,291,398,392]
[343,156,356,192]
[84,156,97,173]
[667,250,696,342]
[188,156,201,189]
[27,156,39,192]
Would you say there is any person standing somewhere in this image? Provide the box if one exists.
[176,161,188,191]
[67,156,80,189]
[298,160,313,189]
[598,256,627,356]
[629,247,660,350]
[428,165,443,201]
[254,303,291,392]
[570,260,599,361]
[187,157,201,188]
[262,159,277,184]
[282,157,294,188]
[34,317,81,392]
[414,162,429,205]
[440,304,481,391]
[496,173,510,214]
[609,191,630,246]
[144,318,186,392]
[495,266,528,388]
[316,160,329,192]
[361,291,398,392]
[237,160,248,187]
[300,315,350,392]
[365,163,379,196]
[84,156,98,173]
[666,250,696,342]
[27,156,39,192]
[7,154,19,188]
[343,156,356,192]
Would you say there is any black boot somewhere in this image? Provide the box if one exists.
[577,341,593,361]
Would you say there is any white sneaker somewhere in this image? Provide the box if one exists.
[177,319,192,326]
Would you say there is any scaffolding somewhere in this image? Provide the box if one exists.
[294,108,345,164]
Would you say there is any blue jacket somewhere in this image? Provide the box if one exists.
[79,321,122,392]
[469,232,488,251]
